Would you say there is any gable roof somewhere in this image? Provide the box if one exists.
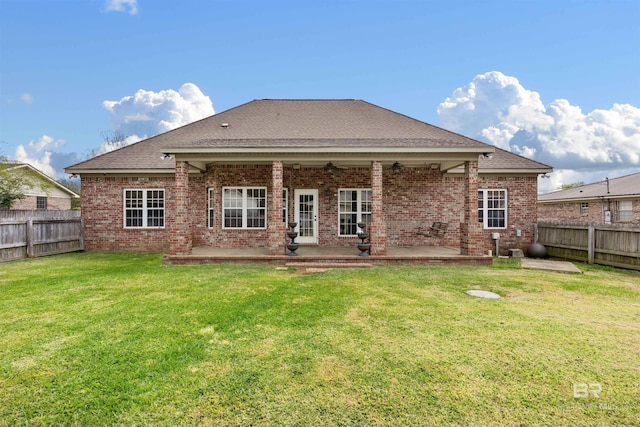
[2,163,79,197]
[538,171,640,202]
[66,99,551,174]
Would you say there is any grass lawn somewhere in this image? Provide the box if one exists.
[0,253,639,426]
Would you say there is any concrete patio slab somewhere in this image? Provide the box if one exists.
[521,258,582,274]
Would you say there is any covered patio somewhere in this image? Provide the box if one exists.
[163,245,492,266]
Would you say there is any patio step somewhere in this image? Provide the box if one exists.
[285,262,373,269]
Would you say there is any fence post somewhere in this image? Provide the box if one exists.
[26,219,34,258]
[587,225,595,265]
[79,218,85,251]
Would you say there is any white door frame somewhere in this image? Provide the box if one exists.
[294,189,319,244]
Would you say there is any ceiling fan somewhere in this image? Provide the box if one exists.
[324,162,348,172]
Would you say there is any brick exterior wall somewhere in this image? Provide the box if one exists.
[369,161,386,255]
[268,161,285,254]
[80,165,540,255]
[170,161,192,255]
[12,195,71,210]
[539,199,640,225]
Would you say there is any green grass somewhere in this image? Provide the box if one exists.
[1,253,639,426]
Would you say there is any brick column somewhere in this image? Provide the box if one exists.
[268,161,286,255]
[170,160,192,255]
[369,160,386,255]
[460,160,484,255]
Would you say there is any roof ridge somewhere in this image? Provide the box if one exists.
[258,98,359,101]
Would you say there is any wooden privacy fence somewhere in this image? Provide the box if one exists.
[537,222,640,270]
[0,217,84,262]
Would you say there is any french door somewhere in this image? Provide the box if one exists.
[294,189,318,244]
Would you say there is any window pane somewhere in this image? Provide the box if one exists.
[360,213,371,228]
[299,194,314,237]
[208,188,214,228]
[224,209,243,228]
[247,209,266,228]
[126,190,143,208]
[339,189,372,235]
[282,189,288,223]
[36,196,47,210]
[126,209,143,227]
[618,200,632,221]
[479,189,506,228]
[360,190,372,213]
[224,188,243,208]
[340,213,358,235]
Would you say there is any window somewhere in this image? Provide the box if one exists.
[208,188,215,228]
[124,189,165,228]
[618,200,633,222]
[36,196,47,210]
[580,202,589,216]
[338,189,372,235]
[478,189,507,228]
[222,187,267,229]
[282,188,288,223]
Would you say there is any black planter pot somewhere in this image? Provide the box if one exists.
[286,243,299,256]
[357,243,371,257]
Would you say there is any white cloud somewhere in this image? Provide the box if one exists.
[438,71,640,191]
[14,135,63,179]
[20,93,33,104]
[100,82,214,154]
[104,0,138,15]
[27,134,64,152]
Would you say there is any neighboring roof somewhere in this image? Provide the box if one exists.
[538,172,640,202]
[2,162,80,198]
[66,99,551,174]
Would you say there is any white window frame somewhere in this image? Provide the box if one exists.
[580,202,589,216]
[222,186,267,229]
[123,189,165,229]
[36,196,47,210]
[208,188,215,228]
[338,188,372,236]
[617,200,633,222]
[478,189,507,229]
[282,188,288,223]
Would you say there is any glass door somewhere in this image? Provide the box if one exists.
[294,189,318,244]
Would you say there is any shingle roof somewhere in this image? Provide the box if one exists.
[2,162,79,197]
[479,147,551,171]
[538,172,640,202]
[66,99,550,173]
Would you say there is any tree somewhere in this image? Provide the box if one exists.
[0,143,48,209]
[58,177,81,210]
[561,182,584,190]
[85,130,129,159]
[0,160,33,209]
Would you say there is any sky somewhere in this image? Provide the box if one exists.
[1,0,638,193]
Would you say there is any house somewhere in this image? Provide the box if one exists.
[0,162,79,210]
[538,172,640,225]
[65,99,551,260]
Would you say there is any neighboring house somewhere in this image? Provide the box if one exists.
[65,99,552,256]
[1,163,79,210]
[538,172,640,225]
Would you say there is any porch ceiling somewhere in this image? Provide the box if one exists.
[173,149,490,171]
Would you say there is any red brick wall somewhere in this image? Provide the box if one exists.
[81,176,174,252]
[81,166,540,254]
[480,175,539,253]
[12,195,71,210]
[539,199,640,225]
